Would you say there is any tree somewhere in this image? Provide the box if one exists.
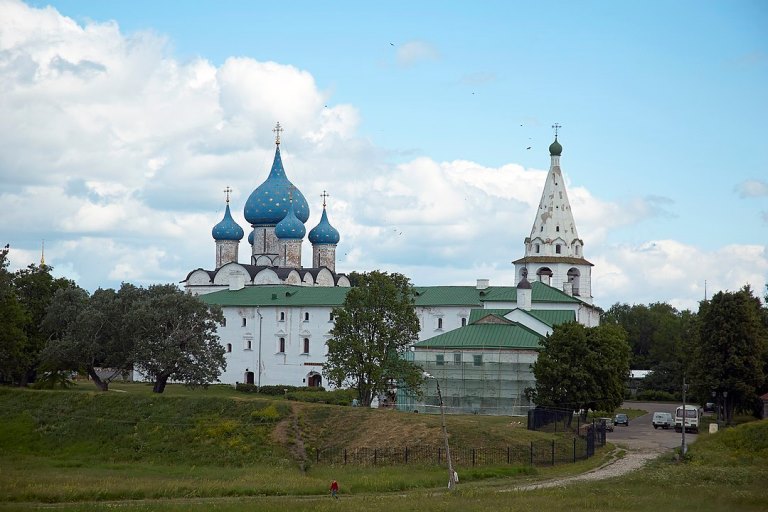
[0,245,28,383]
[692,286,767,419]
[324,271,422,406]
[40,284,139,391]
[529,322,630,414]
[10,262,74,386]
[127,284,226,393]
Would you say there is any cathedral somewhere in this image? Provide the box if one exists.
[184,124,600,414]
[183,122,350,294]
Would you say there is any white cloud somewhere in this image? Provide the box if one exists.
[396,40,439,67]
[737,179,768,198]
[2,1,765,312]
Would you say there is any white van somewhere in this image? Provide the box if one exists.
[652,411,674,429]
[675,405,701,433]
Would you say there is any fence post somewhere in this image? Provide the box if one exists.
[573,437,576,463]
[530,441,534,465]
[344,448,347,465]
[551,439,555,465]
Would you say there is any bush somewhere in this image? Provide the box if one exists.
[285,389,357,406]
[636,389,677,402]
[235,383,326,395]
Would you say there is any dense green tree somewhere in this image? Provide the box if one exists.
[0,245,29,383]
[324,271,422,406]
[529,322,630,413]
[40,284,140,391]
[127,284,226,393]
[692,286,767,419]
[10,262,74,386]
[603,302,689,369]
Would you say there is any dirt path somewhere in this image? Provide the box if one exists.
[509,447,663,491]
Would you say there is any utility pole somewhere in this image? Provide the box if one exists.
[681,377,688,456]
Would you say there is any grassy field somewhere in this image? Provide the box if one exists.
[1,384,766,511]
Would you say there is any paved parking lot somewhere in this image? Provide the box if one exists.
[608,401,697,452]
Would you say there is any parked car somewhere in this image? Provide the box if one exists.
[703,402,715,413]
[614,413,629,426]
[599,417,614,432]
[652,411,674,429]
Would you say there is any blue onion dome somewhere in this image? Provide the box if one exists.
[549,137,562,156]
[247,230,254,245]
[308,207,340,245]
[275,200,306,240]
[212,204,244,241]
[244,145,310,226]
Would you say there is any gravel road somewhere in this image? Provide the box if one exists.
[510,402,695,491]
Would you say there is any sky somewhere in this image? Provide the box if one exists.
[1,0,767,312]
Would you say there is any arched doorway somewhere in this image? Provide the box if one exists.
[307,373,322,388]
[244,370,255,385]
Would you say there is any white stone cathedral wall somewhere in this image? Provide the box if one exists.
[251,226,280,261]
[282,240,302,268]
[216,240,240,269]
[313,245,336,272]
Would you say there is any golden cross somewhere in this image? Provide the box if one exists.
[552,123,561,137]
[273,122,284,145]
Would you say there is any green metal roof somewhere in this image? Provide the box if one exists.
[468,307,576,328]
[468,309,512,323]
[199,281,580,308]
[413,322,543,350]
[526,309,576,326]
[199,285,349,307]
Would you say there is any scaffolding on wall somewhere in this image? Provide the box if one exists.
[397,348,537,416]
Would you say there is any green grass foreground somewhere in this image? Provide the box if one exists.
[0,384,766,511]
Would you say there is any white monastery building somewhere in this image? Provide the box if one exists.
[184,124,600,414]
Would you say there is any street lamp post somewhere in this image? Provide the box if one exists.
[424,372,456,490]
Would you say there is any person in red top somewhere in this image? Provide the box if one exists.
[330,480,339,499]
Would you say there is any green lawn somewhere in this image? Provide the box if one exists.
[1,386,766,511]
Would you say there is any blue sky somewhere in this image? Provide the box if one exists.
[3,0,767,310]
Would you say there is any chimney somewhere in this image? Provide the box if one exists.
[516,268,532,310]
[476,279,490,290]
[229,271,245,291]
[562,282,573,296]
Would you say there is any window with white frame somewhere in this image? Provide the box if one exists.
[279,338,285,353]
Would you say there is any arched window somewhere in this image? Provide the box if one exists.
[222,317,227,327]
[461,317,467,327]
[241,317,247,327]
[279,311,285,321]
[279,338,286,353]
[246,339,252,350]
[303,338,310,354]
[226,343,232,353]
[437,318,443,329]
[537,267,553,285]
[304,312,310,321]
[556,244,562,254]
[567,268,581,296]
[535,244,540,254]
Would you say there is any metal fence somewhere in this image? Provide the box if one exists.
[313,433,600,467]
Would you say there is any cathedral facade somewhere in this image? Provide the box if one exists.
[184,125,600,409]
